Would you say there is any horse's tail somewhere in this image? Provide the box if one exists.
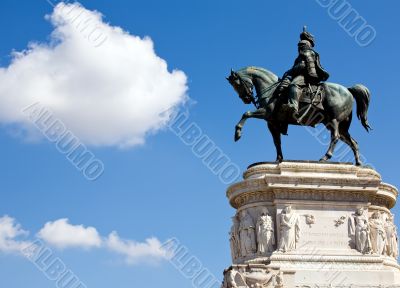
[348,84,372,132]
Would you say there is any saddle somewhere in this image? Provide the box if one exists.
[275,83,326,133]
[298,83,325,110]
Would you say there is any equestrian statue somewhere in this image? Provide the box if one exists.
[227,27,371,166]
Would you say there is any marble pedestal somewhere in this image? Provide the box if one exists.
[222,161,400,288]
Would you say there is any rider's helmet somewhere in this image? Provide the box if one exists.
[299,26,315,47]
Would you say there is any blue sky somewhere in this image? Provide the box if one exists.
[0,1,399,287]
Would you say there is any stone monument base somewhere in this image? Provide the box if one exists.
[222,161,400,288]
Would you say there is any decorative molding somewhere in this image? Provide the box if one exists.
[334,216,346,227]
[305,214,316,227]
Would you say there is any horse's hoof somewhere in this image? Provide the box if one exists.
[276,157,283,163]
[355,161,362,166]
[319,157,328,162]
[234,132,241,142]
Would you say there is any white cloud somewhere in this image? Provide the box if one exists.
[0,2,188,147]
[0,216,30,253]
[106,231,171,264]
[1,215,170,265]
[38,218,102,249]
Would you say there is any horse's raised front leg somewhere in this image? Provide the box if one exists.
[320,119,340,162]
[235,108,266,141]
[268,121,283,162]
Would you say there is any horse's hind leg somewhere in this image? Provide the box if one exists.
[339,116,362,165]
[340,133,361,166]
[320,119,340,162]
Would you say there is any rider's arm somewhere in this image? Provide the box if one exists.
[304,50,318,80]
[281,70,293,81]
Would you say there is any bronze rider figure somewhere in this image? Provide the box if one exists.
[278,27,330,117]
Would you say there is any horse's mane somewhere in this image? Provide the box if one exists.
[237,66,278,84]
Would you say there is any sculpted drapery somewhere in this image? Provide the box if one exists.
[229,216,241,260]
[278,206,300,252]
[349,208,371,254]
[369,212,386,255]
[239,210,256,256]
[385,215,399,258]
[256,208,275,254]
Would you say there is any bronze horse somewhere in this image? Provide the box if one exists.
[227,66,371,165]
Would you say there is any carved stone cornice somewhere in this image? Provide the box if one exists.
[227,162,398,209]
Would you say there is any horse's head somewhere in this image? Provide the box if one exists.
[226,69,254,105]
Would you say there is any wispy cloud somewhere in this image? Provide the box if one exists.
[106,232,172,264]
[0,215,171,265]
[0,216,31,253]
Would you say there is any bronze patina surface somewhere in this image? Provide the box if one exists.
[227,27,371,166]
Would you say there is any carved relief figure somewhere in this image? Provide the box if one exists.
[256,208,275,254]
[229,215,241,260]
[278,206,300,252]
[385,214,399,258]
[369,212,386,255]
[221,266,283,288]
[349,208,371,254]
[239,210,256,256]
[274,271,284,288]
[222,267,239,288]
